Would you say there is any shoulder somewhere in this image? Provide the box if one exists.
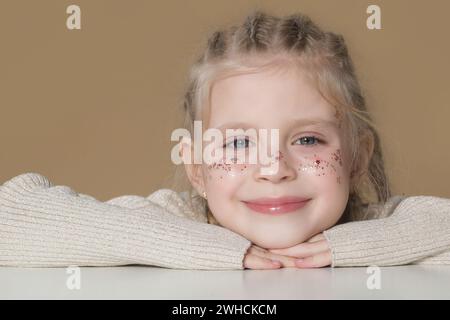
[363,194,450,220]
[1,172,53,192]
[145,188,208,223]
[107,188,207,223]
[362,195,409,220]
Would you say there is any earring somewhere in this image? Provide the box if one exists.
[202,191,207,199]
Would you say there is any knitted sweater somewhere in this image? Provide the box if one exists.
[0,172,449,269]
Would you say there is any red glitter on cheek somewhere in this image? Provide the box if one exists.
[295,153,344,185]
[296,153,341,178]
[331,149,343,167]
[208,161,232,171]
[205,159,249,180]
[314,157,327,176]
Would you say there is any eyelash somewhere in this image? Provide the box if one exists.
[222,136,324,149]
[293,136,324,147]
[223,137,254,149]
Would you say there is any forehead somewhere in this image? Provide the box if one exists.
[208,67,339,130]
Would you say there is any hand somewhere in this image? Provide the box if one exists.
[243,244,299,269]
[267,233,332,268]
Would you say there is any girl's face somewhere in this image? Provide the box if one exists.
[187,66,352,249]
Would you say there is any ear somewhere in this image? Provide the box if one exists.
[181,141,206,195]
[184,163,206,195]
[350,130,375,187]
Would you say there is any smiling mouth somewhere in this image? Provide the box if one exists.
[242,198,311,215]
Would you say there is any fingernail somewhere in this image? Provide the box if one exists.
[271,260,281,266]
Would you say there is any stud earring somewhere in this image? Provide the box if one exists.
[202,191,207,199]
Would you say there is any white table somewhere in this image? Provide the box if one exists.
[1,265,450,299]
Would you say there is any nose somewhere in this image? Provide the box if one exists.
[254,151,297,184]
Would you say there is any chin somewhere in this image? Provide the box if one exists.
[250,234,309,250]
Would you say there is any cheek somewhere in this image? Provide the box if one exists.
[202,160,252,220]
[202,160,252,203]
[204,155,253,181]
[295,148,347,185]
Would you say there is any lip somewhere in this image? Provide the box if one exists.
[242,196,311,215]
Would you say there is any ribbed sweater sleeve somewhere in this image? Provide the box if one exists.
[0,173,252,270]
[323,195,450,267]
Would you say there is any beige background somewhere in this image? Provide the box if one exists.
[1,0,449,201]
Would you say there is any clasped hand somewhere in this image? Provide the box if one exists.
[243,233,332,269]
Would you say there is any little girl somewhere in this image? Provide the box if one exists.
[1,10,449,270]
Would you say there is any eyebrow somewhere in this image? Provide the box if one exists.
[215,118,338,131]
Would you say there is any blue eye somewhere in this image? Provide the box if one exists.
[294,136,323,146]
[223,137,251,149]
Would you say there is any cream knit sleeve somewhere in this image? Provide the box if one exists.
[0,172,251,270]
[323,195,450,267]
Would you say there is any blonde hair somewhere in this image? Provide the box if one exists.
[171,10,392,225]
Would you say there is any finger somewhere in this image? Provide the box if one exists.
[307,233,325,243]
[251,246,297,268]
[243,254,282,270]
[295,251,332,268]
[269,240,328,257]
[268,240,329,258]
[251,244,268,253]
[264,252,297,268]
